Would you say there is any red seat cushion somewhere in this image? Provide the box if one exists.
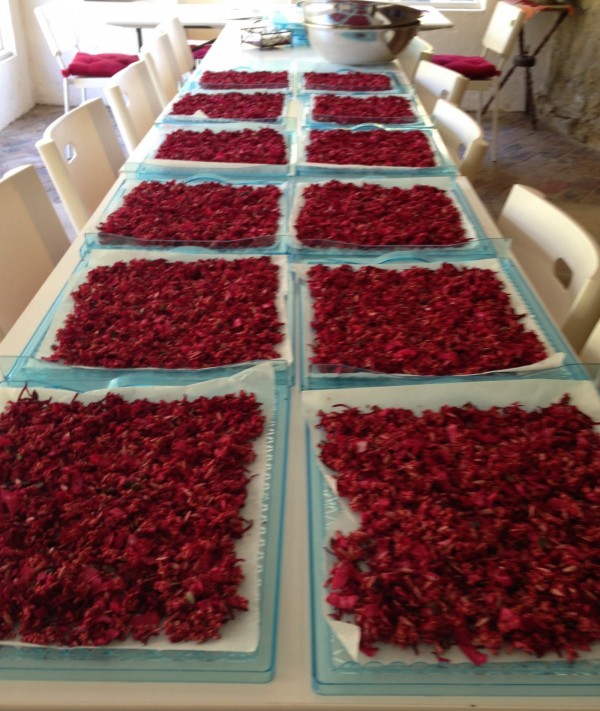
[62,52,138,79]
[191,44,212,61]
[432,55,500,80]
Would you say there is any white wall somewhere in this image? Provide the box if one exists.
[0,0,35,130]
[3,0,566,124]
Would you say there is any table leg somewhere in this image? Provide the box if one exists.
[136,27,143,51]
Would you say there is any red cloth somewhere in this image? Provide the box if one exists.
[61,52,138,78]
[432,55,500,80]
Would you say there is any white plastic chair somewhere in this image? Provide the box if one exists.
[396,35,434,82]
[432,1,524,161]
[580,317,600,365]
[36,98,126,233]
[431,99,489,182]
[140,31,181,105]
[498,184,600,352]
[414,60,469,115]
[156,16,196,78]
[105,58,164,155]
[34,1,137,114]
[0,165,70,336]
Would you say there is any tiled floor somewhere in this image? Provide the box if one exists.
[1,103,599,243]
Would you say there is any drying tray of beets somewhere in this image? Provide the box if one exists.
[0,363,289,682]
[82,174,290,255]
[303,376,600,695]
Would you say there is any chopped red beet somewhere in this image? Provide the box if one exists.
[0,389,265,646]
[305,129,435,167]
[307,262,548,374]
[303,71,392,92]
[319,395,600,662]
[98,180,281,247]
[47,257,284,369]
[312,94,416,124]
[295,181,468,248]
[170,92,285,121]
[155,127,287,165]
[199,70,289,89]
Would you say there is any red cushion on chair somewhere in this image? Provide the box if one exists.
[192,44,212,61]
[432,55,500,80]
[61,52,138,78]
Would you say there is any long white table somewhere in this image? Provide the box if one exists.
[0,21,597,711]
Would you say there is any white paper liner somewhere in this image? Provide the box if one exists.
[0,362,276,652]
[303,378,600,665]
[289,176,480,251]
[296,258,566,379]
[34,251,293,369]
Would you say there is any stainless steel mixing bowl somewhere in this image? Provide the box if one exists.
[303,20,419,65]
[298,0,422,28]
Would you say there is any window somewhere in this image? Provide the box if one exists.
[0,0,15,62]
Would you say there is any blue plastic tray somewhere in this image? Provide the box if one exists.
[186,65,294,94]
[296,65,408,95]
[158,89,294,128]
[301,91,432,129]
[303,376,600,694]
[125,122,296,179]
[83,175,290,254]
[288,176,496,260]
[6,251,295,389]
[0,364,289,682]
[296,256,585,390]
[296,125,456,177]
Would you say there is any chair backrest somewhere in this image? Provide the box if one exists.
[0,165,70,336]
[431,98,488,181]
[140,31,181,105]
[481,0,524,67]
[414,60,469,115]
[105,58,163,155]
[396,35,434,82]
[156,15,196,77]
[498,184,600,351]
[34,2,81,73]
[36,98,126,233]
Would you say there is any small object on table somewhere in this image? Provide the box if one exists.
[241,24,292,48]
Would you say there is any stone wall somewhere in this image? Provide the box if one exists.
[538,0,600,150]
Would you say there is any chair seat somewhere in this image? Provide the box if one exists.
[61,52,138,78]
[432,55,500,80]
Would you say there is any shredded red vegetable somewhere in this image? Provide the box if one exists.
[98,180,281,247]
[319,395,600,662]
[307,262,548,374]
[47,257,284,369]
[0,389,265,646]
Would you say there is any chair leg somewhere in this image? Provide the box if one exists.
[476,92,482,125]
[63,79,70,114]
[491,80,499,162]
